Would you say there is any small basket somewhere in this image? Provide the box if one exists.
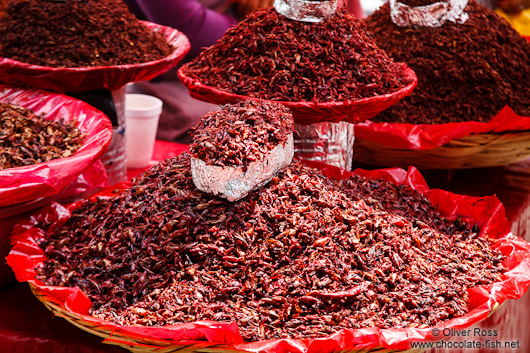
[353,131,530,169]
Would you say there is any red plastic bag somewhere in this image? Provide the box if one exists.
[6,162,530,352]
[177,65,417,125]
[0,22,190,92]
[0,85,113,208]
[55,159,109,203]
[355,106,530,149]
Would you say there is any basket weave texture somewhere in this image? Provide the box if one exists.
[30,282,427,353]
[353,131,530,169]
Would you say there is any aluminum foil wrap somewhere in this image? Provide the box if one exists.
[294,121,355,171]
[273,0,338,23]
[389,0,469,27]
[191,134,294,201]
[102,86,127,185]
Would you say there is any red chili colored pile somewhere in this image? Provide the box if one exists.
[365,0,530,124]
[189,100,293,168]
[36,153,504,341]
[0,0,174,67]
[180,7,412,103]
[0,102,85,169]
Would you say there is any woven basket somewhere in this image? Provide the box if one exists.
[30,283,247,353]
[353,131,530,169]
[29,282,427,353]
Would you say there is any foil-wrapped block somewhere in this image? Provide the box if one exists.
[191,134,294,201]
[294,121,355,171]
[273,0,338,23]
[389,0,469,27]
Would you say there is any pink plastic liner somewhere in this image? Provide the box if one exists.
[0,22,190,92]
[6,164,530,352]
[178,65,417,125]
[0,85,112,208]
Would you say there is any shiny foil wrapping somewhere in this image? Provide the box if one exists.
[389,0,469,27]
[101,86,127,185]
[191,134,294,201]
[294,121,355,171]
[273,0,338,23]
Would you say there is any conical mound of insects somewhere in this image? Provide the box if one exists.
[181,7,412,103]
[36,153,504,341]
[365,0,530,124]
[0,0,173,67]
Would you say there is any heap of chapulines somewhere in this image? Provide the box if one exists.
[0,0,174,67]
[181,7,412,103]
[341,174,475,236]
[36,153,504,341]
[365,0,530,124]
[0,103,84,169]
[189,100,293,168]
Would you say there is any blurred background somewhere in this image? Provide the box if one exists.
[359,0,385,15]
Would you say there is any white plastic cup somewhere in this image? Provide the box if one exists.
[124,94,163,169]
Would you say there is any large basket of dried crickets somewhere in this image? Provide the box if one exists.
[7,100,530,352]
[352,1,530,170]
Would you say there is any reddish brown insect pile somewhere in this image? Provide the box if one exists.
[0,102,84,169]
[365,0,530,124]
[189,100,293,168]
[181,7,412,103]
[0,0,174,67]
[35,153,504,341]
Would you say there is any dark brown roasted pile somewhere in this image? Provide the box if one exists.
[35,153,504,341]
[0,0,174,67]
[181,7,412,103]
[0,102,84,169]
[189,100,293,168]
[365,0,530,124]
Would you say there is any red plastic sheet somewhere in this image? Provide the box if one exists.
[177,65,417,125]
[56,159,109,203]
[6,164,530,352]
[0,85,113,208]
[0,22,190,92]
[355,106,530,150]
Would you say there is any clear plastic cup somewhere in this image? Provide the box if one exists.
[124,94,163,169]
